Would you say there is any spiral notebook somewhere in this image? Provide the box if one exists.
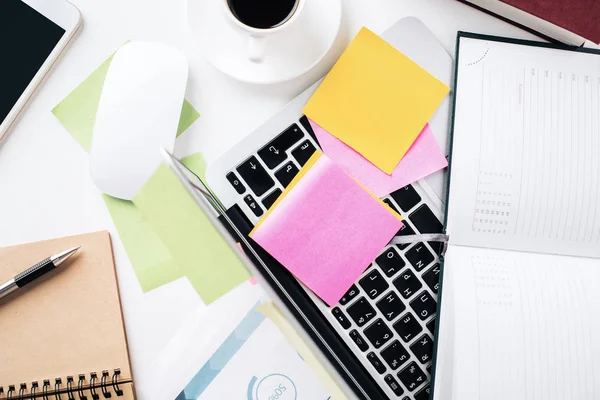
[0,231,136,399]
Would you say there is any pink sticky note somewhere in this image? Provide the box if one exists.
[310,120,448,198]
[250,154,403,306]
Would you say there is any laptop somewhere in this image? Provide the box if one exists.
[166,18,453,400]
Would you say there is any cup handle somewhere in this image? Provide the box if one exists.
[248,35,267,63]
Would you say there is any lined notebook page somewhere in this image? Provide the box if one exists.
[446,245,600,400]
[447,36,600,258]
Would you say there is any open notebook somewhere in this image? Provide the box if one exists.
[0,232,136,399]
[433,33,600,400]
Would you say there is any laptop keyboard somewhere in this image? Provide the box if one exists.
[224,116,442,399]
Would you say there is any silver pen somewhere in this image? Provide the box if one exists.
[0,246,80,299]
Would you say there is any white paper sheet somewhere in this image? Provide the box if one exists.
[447,37,600,258]
[444,245,600,400]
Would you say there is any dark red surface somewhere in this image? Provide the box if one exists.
[501,0,600,43]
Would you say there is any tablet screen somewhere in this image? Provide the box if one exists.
[0,0,65,125]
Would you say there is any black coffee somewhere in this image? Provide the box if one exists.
[227,0,299,29]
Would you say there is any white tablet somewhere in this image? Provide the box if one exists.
[0,0,81,144]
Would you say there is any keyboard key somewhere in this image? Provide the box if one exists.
[423,264,440,294]
[291,140,316,166]
[405,243,434,271]
[393,269,423,299]
[257,146,287,170]
[376,291,406,321]
[274,162,299,188]
[243,194,263,217]
[349,329,369,352]
[367,352,387,374]
[261,189,282,210]
[381,340,410,370]
[410,291,437,321]
[429,241,445,256]
[390,185,421,212]
[414,385,431,400]
[364,319,393,349]
[299,115,319,145]
[376,247,405,277]
[426,318,436,334]
[409,204,443,234]
[384,374,404,396]
[347,297,376,327]
[332,307,351,329]
[257,124,304,169]
[395,222,416,249]
[359,269,389,300]
[339,284,359,305]
[410,334,434,364]
[383,199,400,215]
[393,313,423,343]
[398,362,427,392]
[236,156,274,197]
[226,172,246,194]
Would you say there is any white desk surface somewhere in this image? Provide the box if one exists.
[0,0,538,398]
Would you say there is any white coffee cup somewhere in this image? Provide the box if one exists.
[223,0,306,63]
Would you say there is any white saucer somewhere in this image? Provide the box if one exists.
[187,0,342,85]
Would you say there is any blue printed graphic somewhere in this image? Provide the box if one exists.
[253,373,297,400]
[176,304,265,400]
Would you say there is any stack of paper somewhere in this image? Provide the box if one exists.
[175,302,332,400]
[304,27,450,195]
[250,152,403,305]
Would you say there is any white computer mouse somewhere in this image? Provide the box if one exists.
[90,41,188,200]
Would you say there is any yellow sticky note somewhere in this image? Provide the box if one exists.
[303,27,450,174]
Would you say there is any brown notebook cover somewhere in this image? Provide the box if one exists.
[501,0,600,44]
[0,231,136,399]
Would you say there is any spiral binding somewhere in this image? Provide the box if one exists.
[0,370,129,400]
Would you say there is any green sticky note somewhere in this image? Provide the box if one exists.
[52,47,203,294]
[102,153,207,292]
[133,162,250,304]
[177,99,201,138]
[103,194,185,292]
[52,54,115,152]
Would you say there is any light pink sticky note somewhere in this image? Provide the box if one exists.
[250,154,403,306]
[310,120,448,198]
